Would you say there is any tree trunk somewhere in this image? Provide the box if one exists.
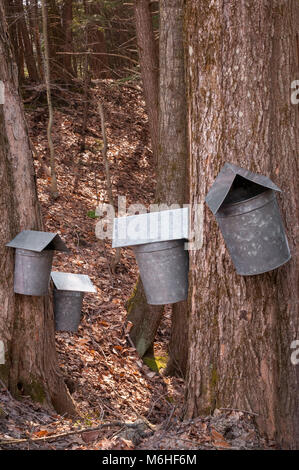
[41,0,59,199]
[86,1,108,79]
[184,0,299,449]
[17,0,39,82]
[157,0,188,377]
[4,0,25,84]
[127,0,163,359]
[0,2,76,417]
[62,0,74,78]
[134,0,159,162]
[47,0,65,81]
[32,0,44,80]
[127,0,189,378]
[127,278,164,357]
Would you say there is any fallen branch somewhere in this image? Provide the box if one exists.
[0,420,146,446]
[219,407,259,417]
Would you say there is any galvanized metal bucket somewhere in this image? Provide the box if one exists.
[132,239,189,305]
[53,289,83,332]
[14,248,53,296]
[216,189,291,275]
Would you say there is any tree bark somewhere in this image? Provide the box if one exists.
[157,0,189,377]
[85,0,108,79]
[134,0,159,162]
[0,2,76,417]
[127,0,163,359]
[184,0,299,449]
[127,0,189,378]
[62,0,74,78]
[47,0,66,81]
[41,0,59,199]
[4,0,25,84]
[17,0,39,82]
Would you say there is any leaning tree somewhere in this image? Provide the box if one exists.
[0,1,76,416]
[127,0,189,376]
[184,0,299,449]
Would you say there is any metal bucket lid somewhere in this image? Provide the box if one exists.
[53,288,83,298]
[51,271,97,293]
[205,162,281,215]
[217,189,275,218]
[15,248,54,258]
[132,239,185,253]
[6,230,69,252]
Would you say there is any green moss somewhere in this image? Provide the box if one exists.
[210,366,218,388]
[25,378,46,404]
[143,355,168,373]
[126,280,139,316]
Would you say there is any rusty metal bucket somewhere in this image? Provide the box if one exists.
[216,189,291,275]
[53,289,83,332]
[14,248,53,296]
[132,239,189,305]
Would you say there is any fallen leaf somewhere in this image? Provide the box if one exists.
[81,431,100,443]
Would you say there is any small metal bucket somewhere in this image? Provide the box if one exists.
[216,189,291,275]
[14,248,53,295]
[132,239,189,305]
[53,289,83,332]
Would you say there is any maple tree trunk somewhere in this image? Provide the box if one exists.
[0,3,76,417]
[127,0,163,358]
[134,0,159,161]
[127,0,189,378]
[157,0,188,377]
[184,0,299,449]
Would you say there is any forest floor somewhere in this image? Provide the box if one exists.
[0,80,273,451]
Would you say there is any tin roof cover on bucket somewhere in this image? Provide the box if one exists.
[205,162,281,215]
[51,271,97,293]
[112,207,189,248]
[6,230,69,252]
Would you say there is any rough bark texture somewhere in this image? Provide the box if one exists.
[185,0,299,449]
[127,0,189,378]
[127,278,164,357]
[127,0,163,358]
[158,0,189,377]
[0,3,76,417]
[134,0,159,161]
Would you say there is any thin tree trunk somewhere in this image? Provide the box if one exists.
[47,0,65,81]
[98,102,121,272]
[126,1,162,359]
[134,0,159,161]
[4,0,25,84]
[157,0,189,377]
[62,0,74,78]
[127,280,164,357]
[127,1,189,376]
[184,0,299,449]
[0,2,76,416]
[17,0,39,82]
[32,0,44,80]
[41,0,59,199]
